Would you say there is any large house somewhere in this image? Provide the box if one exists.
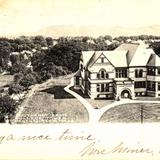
[74,43,160,100]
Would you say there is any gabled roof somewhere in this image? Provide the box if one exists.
[88,51,103,68]
[87,50,128,68]
[80,43,157,69]
[147,53,160,67]
[115,43,139,65]
[81,51,94,67]
[104,51,128,67]
[129,47,154,67]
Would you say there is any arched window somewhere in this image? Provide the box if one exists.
[101,70,105,78]
[97,69,109,79]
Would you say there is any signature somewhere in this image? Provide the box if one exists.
[79,141,155,157]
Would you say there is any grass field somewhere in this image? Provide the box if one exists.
[100,103,160,123]
[16,75,89,124]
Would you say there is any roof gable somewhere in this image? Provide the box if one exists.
[93,53,112,65]
[115,43,139,65]
[147,53,160,66]
[104,51,128,67]
[81,51,94,67]
[129,47,154,67]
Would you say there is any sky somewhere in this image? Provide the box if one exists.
[0,0,160,36]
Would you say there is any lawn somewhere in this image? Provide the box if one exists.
[100,103,160,123]
[16,75,89,124]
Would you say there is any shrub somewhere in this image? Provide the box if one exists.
[19,73,37,88]
[8,83,25,95]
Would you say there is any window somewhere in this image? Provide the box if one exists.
[97,83,109,92]
[116,68,127,78]
[158,82,160,91]
[147,67,155,76]
[158,68,160,75]
[105,84,109,92]
[75,77,79,85]
[135,69,143,78]
[101,70,105,78]
[106,73,109,79]
[101,84,105,92]
[101,57,104,63]
[97,84,100,92]
[135,69,138,78]
[88,82,91,91]
[134,81,146,88]
[97,69,109,79]
[97,73,100,79]
[147,81,155,91]
[139,69,143,77]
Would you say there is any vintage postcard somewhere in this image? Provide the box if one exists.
[0,0,160,159]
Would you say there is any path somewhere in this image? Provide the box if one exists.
[13,77,56,123]
[64,77,160,124]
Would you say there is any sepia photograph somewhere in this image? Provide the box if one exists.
[0,0,160,159]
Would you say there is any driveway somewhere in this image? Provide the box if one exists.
[65,77,160,124]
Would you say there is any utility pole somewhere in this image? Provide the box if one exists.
[140,105,143,124]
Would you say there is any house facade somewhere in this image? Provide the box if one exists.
[74,43,160,100]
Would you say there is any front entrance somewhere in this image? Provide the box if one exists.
[121,89,131,99]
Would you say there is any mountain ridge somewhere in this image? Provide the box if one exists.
[35,25,160,38]
[6,25,160,38]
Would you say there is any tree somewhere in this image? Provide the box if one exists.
[0,40,12,71]
[14,73,24,83]
[46,37,53,46]
[33,36,47,47]
[10,62,27,74]
[19,73,37,88]
[0,95,17,122]
[104,35,112,41]
[10,54,20,65]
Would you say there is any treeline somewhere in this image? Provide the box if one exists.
[0,35,160,91]
[114,35,160,42]
[0,35,119,80]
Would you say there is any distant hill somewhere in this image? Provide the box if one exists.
[30,25,160,38]
[8,25,160,38]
